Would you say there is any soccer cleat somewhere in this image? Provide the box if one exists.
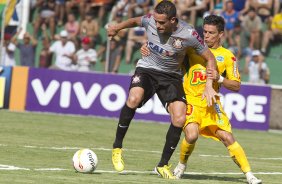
[154,164,176,179]
[112,148,124,172]
[173,162,186,179]
[246,172,262,184]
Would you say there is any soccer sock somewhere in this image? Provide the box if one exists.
[113,104,136,149]
[179,137,195,164]
[227,141,251,173]
[158,124,182,167]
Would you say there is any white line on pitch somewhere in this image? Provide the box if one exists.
[1,164,282,175]
[34,168,69,171]
[0,164,30,171]
[1,144,282,161]
[22,145,162,153]
[200,154,282,160]
[25,145,282,161]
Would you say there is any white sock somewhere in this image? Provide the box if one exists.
[245,171,254,179]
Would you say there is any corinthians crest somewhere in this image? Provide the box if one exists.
[172,38,183,49]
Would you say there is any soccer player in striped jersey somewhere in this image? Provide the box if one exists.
[107,1,218,179]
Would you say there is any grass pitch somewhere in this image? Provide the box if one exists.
[0,110,281,184]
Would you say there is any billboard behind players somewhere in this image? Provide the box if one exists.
[0,66,12,109]
[26,68,271,131]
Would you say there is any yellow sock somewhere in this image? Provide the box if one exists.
[227,141,251,173]
[179,138,195,164]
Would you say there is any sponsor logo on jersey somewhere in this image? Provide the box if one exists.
[172,38,183,49]
[192,31,204,45]
[214,103,224,125]
[214,103,222,115]
[148,42,176,57]
[132,75,141,84]
[216,56,224,62]
[232,57,239,78]
[190,69,206,85]
[151,32,158,36]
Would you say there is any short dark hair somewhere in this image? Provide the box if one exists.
[154,0,176,19]
[203,15,225,32]
[249,7,256,12]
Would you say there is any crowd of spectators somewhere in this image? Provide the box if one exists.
[1,0,282,83]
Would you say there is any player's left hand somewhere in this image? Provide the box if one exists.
[140,43,150,56]
[206,68,219,81]
[202,83,219,106]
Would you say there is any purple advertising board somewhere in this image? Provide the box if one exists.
[26,68,271,131]
[220,85,271,131]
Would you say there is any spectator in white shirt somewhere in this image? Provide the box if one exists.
[245,50,270,84]
[49,30,76,70]
[73,37,97,72]
[1,34,16,66]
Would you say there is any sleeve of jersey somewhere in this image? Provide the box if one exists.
[225,53,241,82]
[140,14,152,30]
[183,29,208,54]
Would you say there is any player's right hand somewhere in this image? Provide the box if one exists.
[140,43,150,56]
[202,79,219,106]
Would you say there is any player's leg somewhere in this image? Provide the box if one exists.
[151,72,186,179]
[112,70,153,172]
[159,100,186,165]
[180,123,199,162]
[113,86,144,149]
[112,86,144,172]
[155,100,186,179]
[216,130,262,184]
[173,122,198,178]
[112,73,146,172]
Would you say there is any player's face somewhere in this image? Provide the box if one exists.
[153,12,176,34]
[203,24,223,48]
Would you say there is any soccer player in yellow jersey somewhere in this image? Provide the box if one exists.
[172,15,262,184]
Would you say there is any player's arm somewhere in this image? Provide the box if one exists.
[107,17,142,39]
[200,49,217,78]
[199,49,219,106]
[219,75,240,92]
[219,53,241,92]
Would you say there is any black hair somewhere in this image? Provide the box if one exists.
[154,0,176,19]
[203,15,225,32]
[249,7,256,12]
[225,0,233,5]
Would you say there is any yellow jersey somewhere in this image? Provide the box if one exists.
[271,13,282,30]
[183,46,240,107]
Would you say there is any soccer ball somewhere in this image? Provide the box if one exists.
[72,148,98,173]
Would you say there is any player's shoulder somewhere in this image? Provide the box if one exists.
[217,46,235,57]
[142,13,153,21]
[220,47,238,63]
[176,20,195,38]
